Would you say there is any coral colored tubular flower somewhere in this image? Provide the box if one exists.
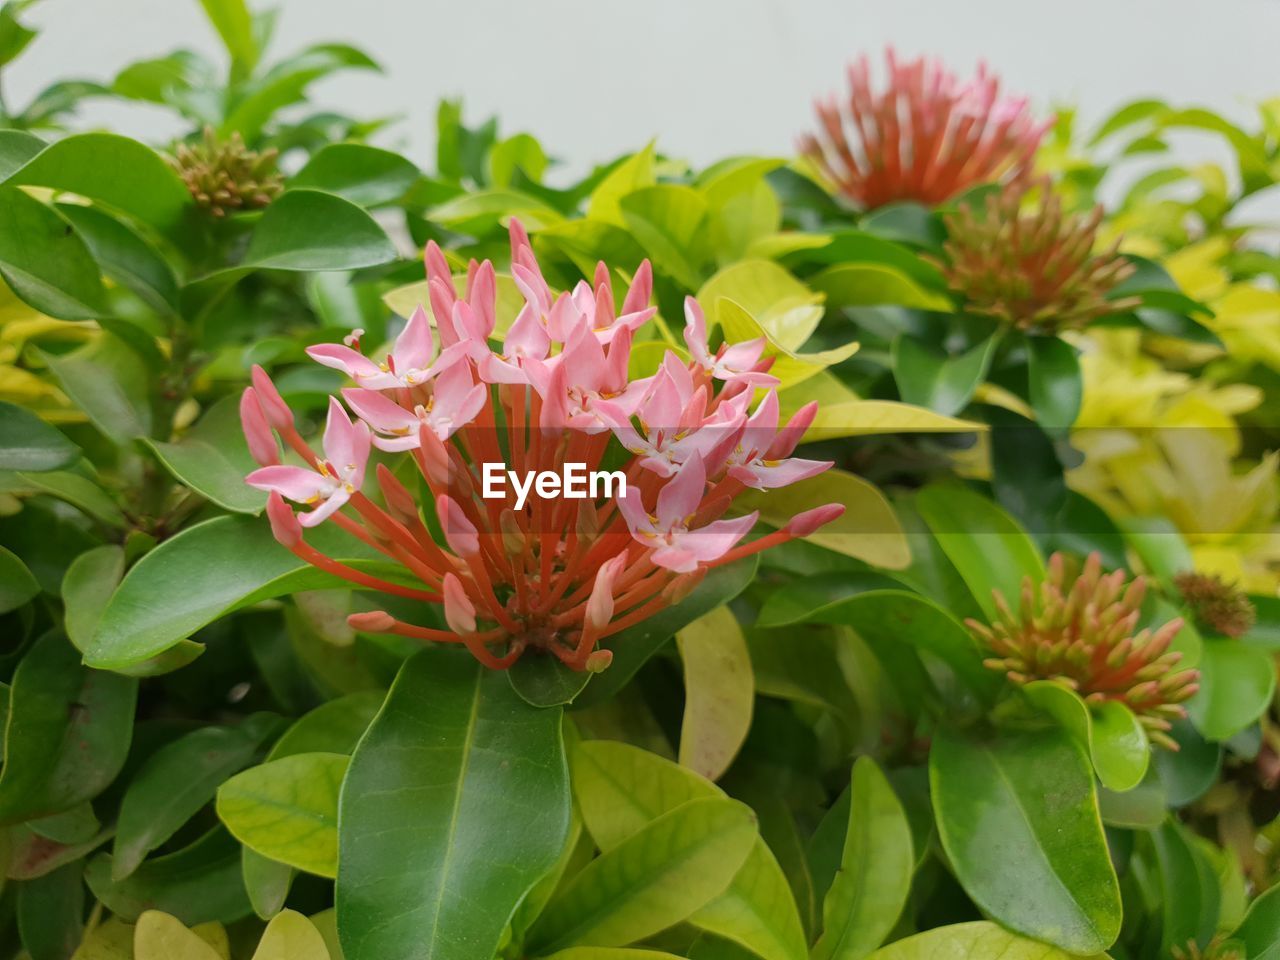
[967,551,1200,750]
[799,48,1049,210]
[939,176,1140,333]
[242,219,843,671]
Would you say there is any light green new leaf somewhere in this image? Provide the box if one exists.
[915,484,1044,620]
[861,921,1110,960]
[929,726,1121,954]
[217,752,347,879]
[697,260,823,351]
[267,691,384,760]
[337,649,570,960]
[250,909,332,960]
[588,145,656,225]
[677,607,753,782]
[620,185,709,291]
[571,741,807,960]
[198,0,257,75]
[0,399,78,471]
[736,470,910,570]
[812,758,913,960]
[540,950,686,960]
[810,263,952,311]
[144,394,266,514]
[134,911,223,960]
[1023,681,1149,792]
[717,299,858,389]
[527,797,756,954]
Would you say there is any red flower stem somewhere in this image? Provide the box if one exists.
[290,540,440,603]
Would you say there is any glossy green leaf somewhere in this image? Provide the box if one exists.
[2,133,192,237]
[0,632,137,824]
[56,202,178,314]
[337,648,570,960]
[508,655,593,708]
[17,861,84,960]
[1232,880,1280,959]
[144,395,266,514]
[571,741,807,960]
[1118,517,1194,587]
[61,545,123,653]
[1186,637,1276,741]
[113,717,281,880]
[620,185,709,291]
[86,515,389,669]
[540,950,686,960]
[0,184,104,318]
[0,399,78,472]
[0,544,38,613]
[43,333,151,445]
[15,469,127,528]
[1150,820,1219,956]
[577,556,758,706]
[929,725,1121,954]
[915,484,1045,621]
[811,264,952,311]
[676,607,753,782]
[85,828,252,925]
[812,758,912,960]
[198,0,257,74]
[242,848,293,923]
[267,691,383,760]
[292,143,419,207]
[861,921,1109,960]
[1023,681,1150,792]
[587,144,656,225]
[737,471,910,569]
[697,260,823,352]
[527,797,756,954]
[217,752,347,879]
[1026,335,1082,429]
[891,334,998,417]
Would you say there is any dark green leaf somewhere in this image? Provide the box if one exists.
[292,143,419,207]
[0,400,77,472]
[42,333,151,444]
[0,545,39,613]
[0,184,104,318]
[56,202,178,313]
[16,861,84,960]
[892,334,998,417]
[1025,335,1082,429]
[143,394,266,514]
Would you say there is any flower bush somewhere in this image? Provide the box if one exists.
[0,3,1278,960]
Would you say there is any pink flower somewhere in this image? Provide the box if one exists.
[245,397,370,527]
[342,362,487,451]
[618,453,759,573]
[307,305,465,390]
[683,298,779,387]
[726,391,832,490]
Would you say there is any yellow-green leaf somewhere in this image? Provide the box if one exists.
[697,260,823,351]
[216,753,347,878]
[737,470,910,569]
[676,608,753,782]
[718,299,858,389]
[810,263,952,311]
[134,912,223,960]
[251,909,332,960]
[589,144,657,225]
[862,921,1110,960]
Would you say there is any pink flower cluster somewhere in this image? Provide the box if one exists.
[799,48,1050,210]
[240,221,843,671]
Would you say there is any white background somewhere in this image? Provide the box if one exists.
[7,0,1278,178]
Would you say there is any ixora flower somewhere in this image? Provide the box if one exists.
[940,177,1140,333]
[169,126,284,218]
[1174,571,1256,639]
[968,551,1200,750]
[241,221,844,672]
[798,48,1049,210]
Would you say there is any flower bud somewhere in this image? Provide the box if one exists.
[266,492,302,548]
[443,573,477,635]
[239,388,279,466]
[348,611,395,632]
[786,503,845,537]
[250,365,293,430]
[436,496,479,557]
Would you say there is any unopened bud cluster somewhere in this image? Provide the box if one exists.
[171,126,284,218]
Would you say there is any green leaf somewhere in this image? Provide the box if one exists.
[1023,681,1149,792]
[242,849,292,922]
[697,260,824,351]
[56,202,178,314]
[539,951,686,960]
[217,752,347,878]
[620,185,709,291]
[891,334,998,417]
[143,394,266,514]
[588,145,656,225]
[250,910,332,960]
[861,921,1109,960]
[929,725,1121,954]
[526,797,757,954]
[42,333,152,445]
[0,129,44,179]
[0,399,78,471]
[811,263,953,311]
[86,515,388,669]
[1119,518,1194,588]
[85,829,252,925]
[0,632,137,824]
[508,656,593,708]
[15,469,127,528]
[2,133,192,238]
[1186,637,1276,741]
[292,143,419,207]
[17,861,84,960]
[337,648,570,960]
[1150,820,1219,957]
[676,607,753,782]
[0,544,38,613]
[571,741,807,960]
[267,690,384,760]
[755,578,998,700]
[133,911,223,960]
[915,484,1045,621]
[1026,335,1082,429]
[0,184,105,318]
[113,717,282,880]
[198,0,257,75]
[576,556,758,706]
[736,471,910,569]
[812,758,913,960]
[1232,880,1280,959]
